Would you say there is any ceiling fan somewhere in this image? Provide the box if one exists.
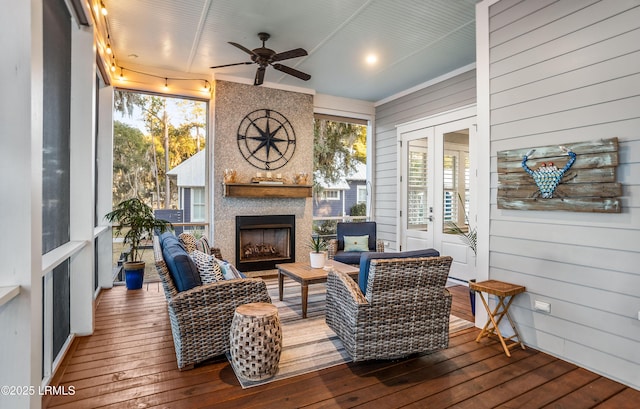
[210,32,311,86]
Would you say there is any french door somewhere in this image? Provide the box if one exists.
[398,108,476,282]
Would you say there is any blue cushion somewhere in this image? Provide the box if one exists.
[162,239,202,292]
[337,222,377,251]
[333,251,364,265]
[159,231,178,249]
[358,248,440,294]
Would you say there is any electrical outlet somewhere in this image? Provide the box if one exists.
[637,311,640,321]
[534,300,551,313]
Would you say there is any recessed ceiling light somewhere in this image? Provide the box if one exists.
[365,54,378,65]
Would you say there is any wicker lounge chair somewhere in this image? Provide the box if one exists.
[326,256,453,361]
[153,236,271,370]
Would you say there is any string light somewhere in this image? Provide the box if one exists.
[98,0,211,92]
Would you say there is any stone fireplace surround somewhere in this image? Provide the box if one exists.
[212,80,314,269]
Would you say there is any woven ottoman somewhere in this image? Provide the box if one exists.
[229,302,282,381]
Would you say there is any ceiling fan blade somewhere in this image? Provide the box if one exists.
[210,61,253,69]
[272,63,311,81]
[229,42,260,58]
[254,66,266,86]
[272,48,308,62]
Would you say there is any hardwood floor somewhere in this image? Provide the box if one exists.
[44,282,639,408]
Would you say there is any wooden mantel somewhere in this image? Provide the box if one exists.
[223,183,312,198]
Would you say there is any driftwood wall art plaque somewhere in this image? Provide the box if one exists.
[497,137,621,213]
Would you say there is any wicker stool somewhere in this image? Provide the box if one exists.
[229,302,282,381]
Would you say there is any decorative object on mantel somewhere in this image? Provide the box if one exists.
[497,137,621,213]
[294,172,309,185]
[237,108,296,170]
[223,169,237,183]
[251,173,286,184]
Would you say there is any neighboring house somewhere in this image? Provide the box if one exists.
[313,162,367,218]
[166,150,206,223]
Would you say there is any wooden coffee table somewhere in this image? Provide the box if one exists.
[276,260,359,318]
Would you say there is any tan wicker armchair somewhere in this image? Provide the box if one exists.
[326,256,453,361]
[153,236,271,370]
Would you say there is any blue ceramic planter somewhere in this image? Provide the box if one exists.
[124,262,145,290]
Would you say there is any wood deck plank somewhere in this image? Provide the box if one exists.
[44,282,639,409]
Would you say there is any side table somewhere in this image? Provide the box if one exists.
[229,302,282,381]
[469,279,526,357]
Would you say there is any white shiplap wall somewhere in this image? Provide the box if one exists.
[485,0,640,390]
[374,69,477,250]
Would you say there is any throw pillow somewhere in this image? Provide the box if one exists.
[216,259,244,280]
[178,233,197,253]
[196,236,211,254]
[190,250,224,284]
[343,235,370,252]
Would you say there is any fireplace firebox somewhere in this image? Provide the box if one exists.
[235,215,295,272]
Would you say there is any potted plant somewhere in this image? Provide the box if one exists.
[444,193,478,315]
[309,234,327,269]
[105,197,172,289]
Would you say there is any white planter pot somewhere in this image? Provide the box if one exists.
[309,251,326,268]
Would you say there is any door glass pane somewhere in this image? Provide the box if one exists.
[443,130,469,232]
[407,138,428,231]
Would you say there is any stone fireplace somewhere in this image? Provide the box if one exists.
[211,80,314,268]
[235,215,295,272]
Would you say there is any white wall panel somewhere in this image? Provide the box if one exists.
[484,0,640,389]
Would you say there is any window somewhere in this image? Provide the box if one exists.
[357,185,367,204]
[322,190,340,200]
[191,187,205,222]
[407,140,428,230]
[442,131,470,231]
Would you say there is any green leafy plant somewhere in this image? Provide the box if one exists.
[445,221,477,256]
[444,193,477,256]
[105,197,172,262]
[308,234,327,253]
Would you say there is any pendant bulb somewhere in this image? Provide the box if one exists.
[100,1,108,16]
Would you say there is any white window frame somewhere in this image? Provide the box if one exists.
[191,187,206,222]
[322,189,341,201]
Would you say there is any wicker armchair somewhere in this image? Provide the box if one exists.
[153,236,271,370]
[326,256,453,361]
[327,221,385,265]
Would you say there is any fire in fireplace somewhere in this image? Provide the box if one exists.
[235,215,295,272]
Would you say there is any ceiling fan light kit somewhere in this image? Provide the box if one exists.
[211,32,311,86]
